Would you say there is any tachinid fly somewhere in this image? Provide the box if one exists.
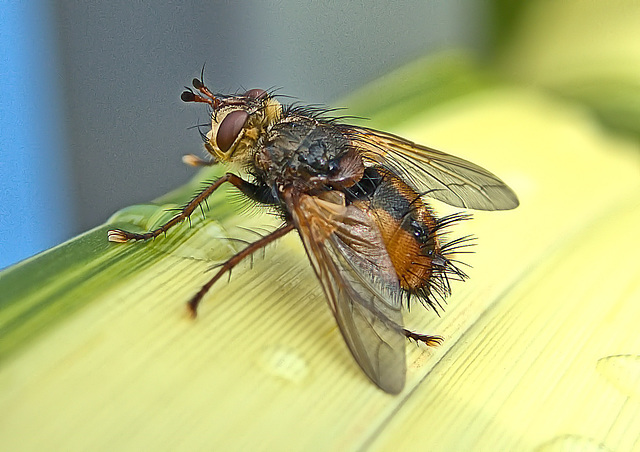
[108,79,519,394]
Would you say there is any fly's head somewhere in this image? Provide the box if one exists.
[182,81,282,164]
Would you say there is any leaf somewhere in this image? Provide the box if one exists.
[1,58,639,451]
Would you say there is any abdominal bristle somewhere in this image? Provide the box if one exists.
[407,211,474,314]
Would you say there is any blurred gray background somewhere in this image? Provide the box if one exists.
[1,0,487,268]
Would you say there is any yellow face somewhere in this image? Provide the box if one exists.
[204,90,282,164]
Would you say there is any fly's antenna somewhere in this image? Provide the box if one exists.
[181,77,221,109]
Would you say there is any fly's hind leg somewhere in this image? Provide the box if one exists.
[187,223,295,317]
[107,173,260,243]
[403,329,443,347]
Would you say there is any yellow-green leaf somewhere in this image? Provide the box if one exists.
[1,57,639,451]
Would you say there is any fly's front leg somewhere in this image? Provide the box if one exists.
[107,173,256,242]
[182,154,215,167]
[188,223,295,316]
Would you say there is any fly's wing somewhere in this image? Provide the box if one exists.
[340,125,519,211]
[286,192,407,394]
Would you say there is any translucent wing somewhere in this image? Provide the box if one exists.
[340,125,519,211]
[285,191,407,394]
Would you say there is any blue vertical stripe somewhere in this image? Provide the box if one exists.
[0,1,73,269]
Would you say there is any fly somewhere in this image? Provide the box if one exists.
[108,78,519,394]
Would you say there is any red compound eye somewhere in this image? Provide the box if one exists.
[216,110,249,152]
[244,88,267,100]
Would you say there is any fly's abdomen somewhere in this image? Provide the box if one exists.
[346,167,441,293]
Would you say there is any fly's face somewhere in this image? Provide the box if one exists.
[181,82,282,164]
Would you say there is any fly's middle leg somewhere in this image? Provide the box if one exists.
[187,223,295,316]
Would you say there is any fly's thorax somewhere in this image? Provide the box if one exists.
[204,93,282,165]
[254,118,364,192]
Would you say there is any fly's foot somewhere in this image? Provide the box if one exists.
[403,329,444,347]
[107,229,153,242]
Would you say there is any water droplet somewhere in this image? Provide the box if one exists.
[165,221,236,261]
[107,203,165,227]
[258,346,309,384]
[596,355,640,399]
[534,435,611,452]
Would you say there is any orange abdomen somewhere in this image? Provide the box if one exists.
[348,168,441,293]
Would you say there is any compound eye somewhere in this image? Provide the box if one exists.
[216,110,249,152]
[243,88,267,100]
